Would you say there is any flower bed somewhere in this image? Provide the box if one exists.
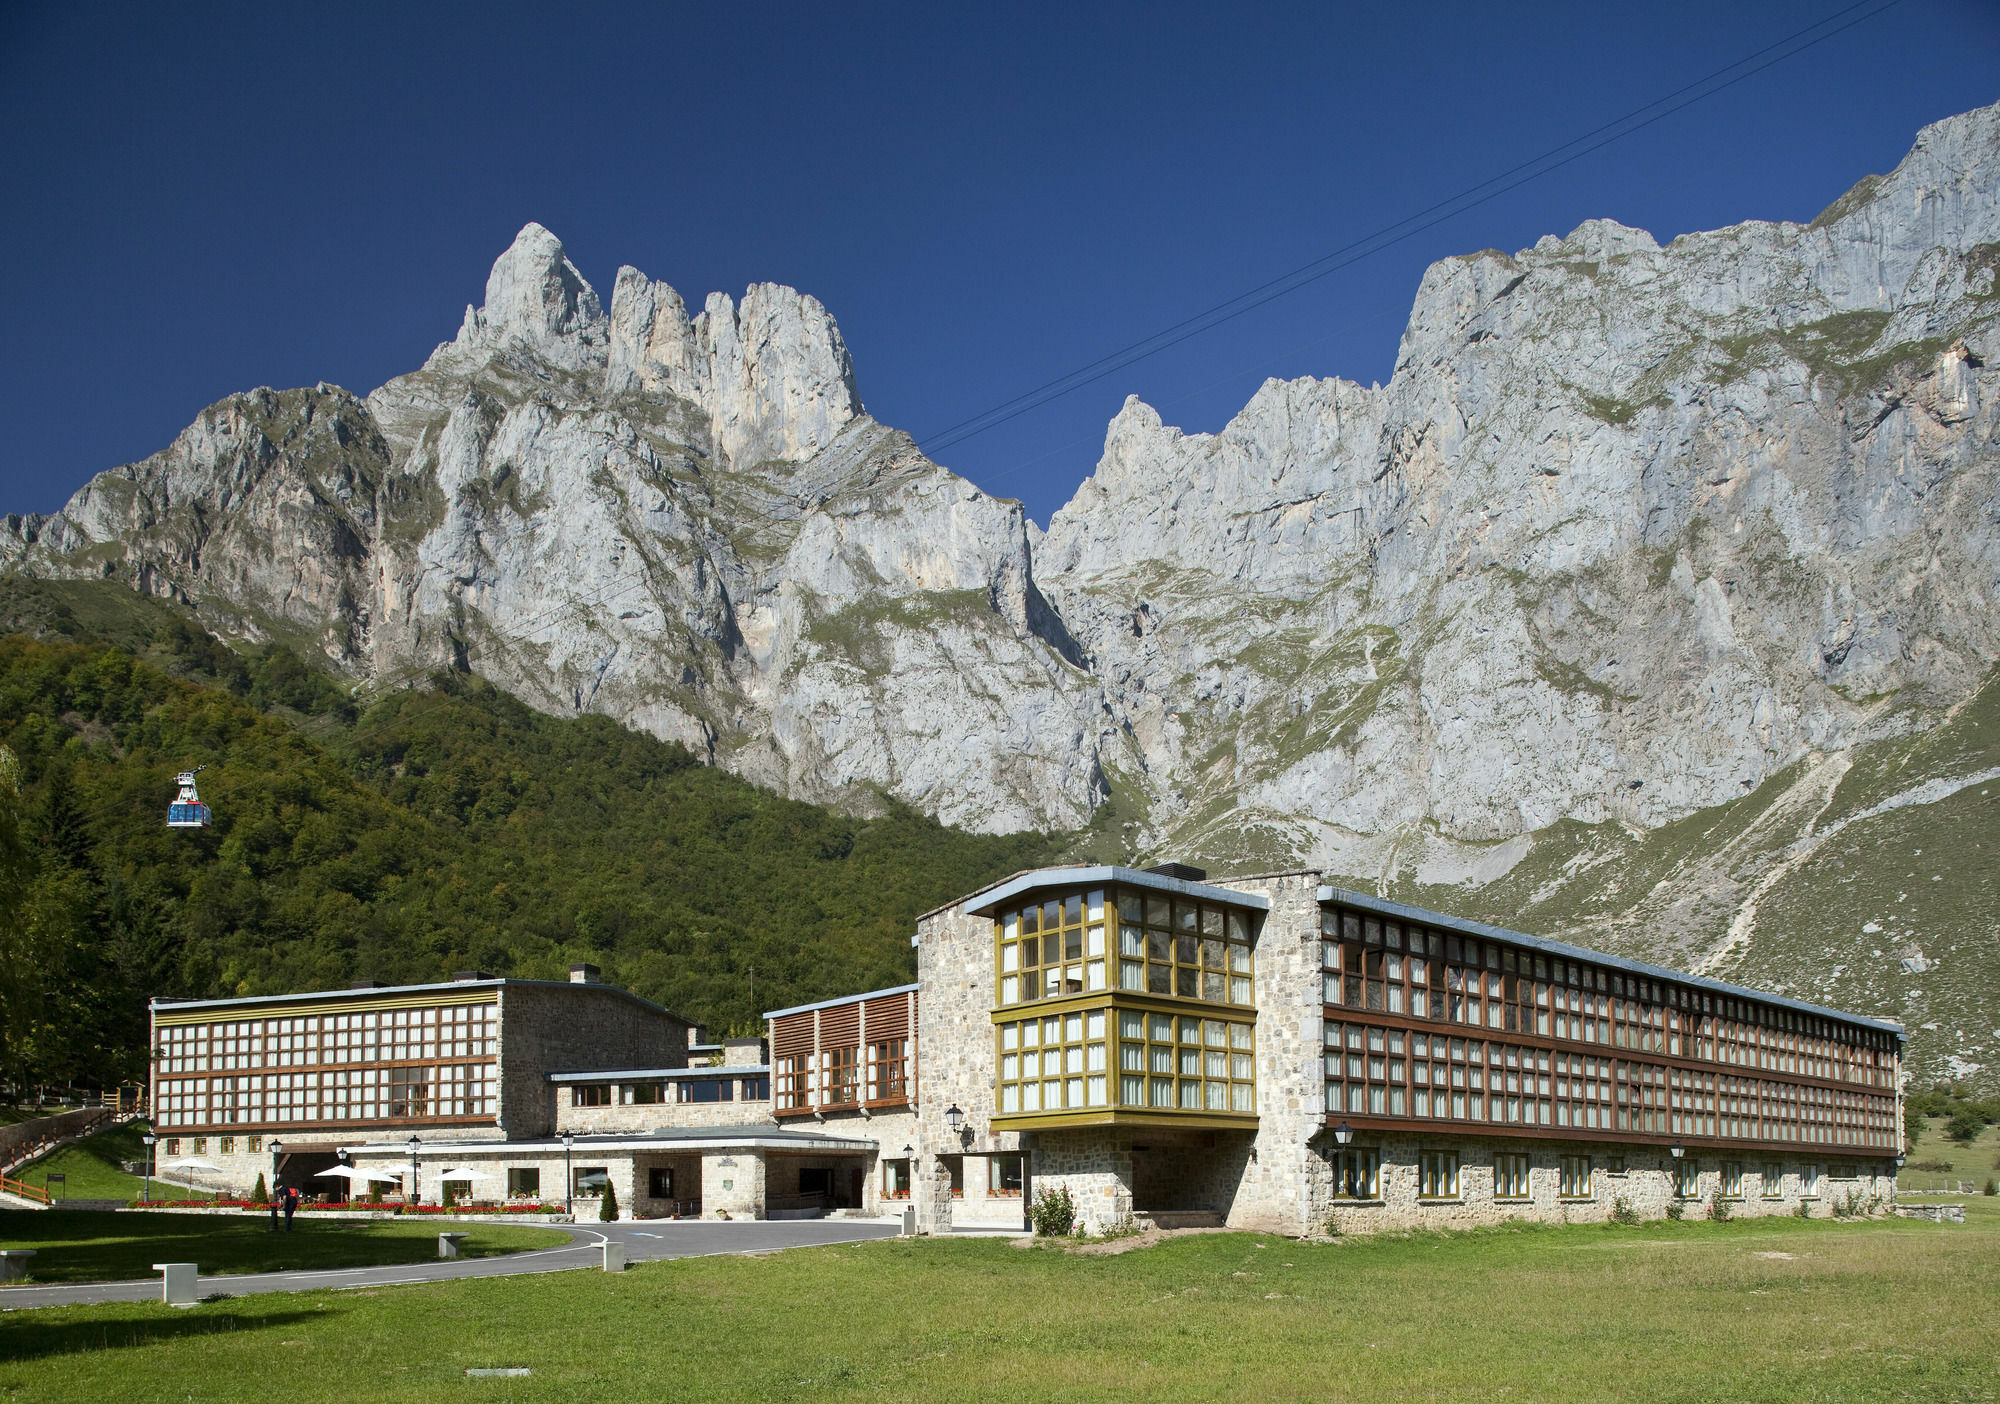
[128,1199,561,1215]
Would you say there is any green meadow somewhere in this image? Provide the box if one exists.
[1,1204,1992,1403]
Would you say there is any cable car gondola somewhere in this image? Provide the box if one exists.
[167,767,212,828]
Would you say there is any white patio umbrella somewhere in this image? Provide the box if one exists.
[313,1165,400,1183]
[434,1166,498,1180]
[163,1158,223,1174]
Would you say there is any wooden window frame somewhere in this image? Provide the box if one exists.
[1327,1147,1381,1201]
[1558,1153,1593,1200]
[1318,902,1900,1155]
[1418,1149,1460,1201]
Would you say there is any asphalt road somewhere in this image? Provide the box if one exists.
[0,1218,902,1310]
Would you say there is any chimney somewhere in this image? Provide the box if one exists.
[452,970,493,982]
[569,963,601,985]
[349,979,385,990]
[686,1025,704,1048]
[1145,862,1208,882]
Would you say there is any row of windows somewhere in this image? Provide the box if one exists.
[152,1063,494,1127]
[882,1154,1024,1199]
[993,1009,1256,1116]
[154,1135,267,1157]
[570,1075,772,1107]
[996,888,1257,1009]
[1321,1020,1896,1147]
[1327,1150,1857,1202]
[1321,910,1895,1086]
[774,1041,908,1111]
[155,1005,498,1073]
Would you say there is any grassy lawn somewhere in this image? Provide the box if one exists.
[1900,1115,2000,1195]
[0,1207,1993,1402]
[12,1120,163,1202]
[0,1211,567,1285]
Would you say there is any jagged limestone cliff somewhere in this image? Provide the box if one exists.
[7,104,1998,1084]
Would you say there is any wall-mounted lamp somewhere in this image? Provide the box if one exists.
[1333,1122,1354,1147]
[1669,1141,1685,1160]
[944,1103,972,1149]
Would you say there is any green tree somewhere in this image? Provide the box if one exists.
[1946,1108,1987,1144]
[599,1181,619,1222]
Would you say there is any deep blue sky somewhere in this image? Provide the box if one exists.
[2,2,1995,525]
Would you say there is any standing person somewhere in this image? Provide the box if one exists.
[281,1184,299,1232]
[268,1189,280,1232]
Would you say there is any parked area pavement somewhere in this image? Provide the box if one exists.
[0,1218,902,1309]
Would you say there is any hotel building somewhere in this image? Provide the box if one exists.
[146,865,1903,1232]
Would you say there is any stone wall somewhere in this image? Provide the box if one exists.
[556,1077,774,1135]
[702,1150,765,1218]
[494,983,691,1138]
[913,902,1024,1234]
[1315,1135,1899,1234]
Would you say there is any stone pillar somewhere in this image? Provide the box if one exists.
[700,1151,765,1220]
[1030,1132,1132,1235]
[925,1159,954,1236]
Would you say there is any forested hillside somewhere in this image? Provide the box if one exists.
[0,580,1060,1093]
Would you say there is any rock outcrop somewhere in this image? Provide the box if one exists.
[5,106,1997,983]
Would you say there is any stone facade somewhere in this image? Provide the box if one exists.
[555,1069,773,1135]
[1316,1137,1897,1234]
[912,864,1904,1238]
[493,980,693,1138]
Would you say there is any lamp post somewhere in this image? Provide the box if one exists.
[406,1135,421,1206]
[562,1133,575,1214]
[269,1139,283,1200]
[140,1132,156,1203]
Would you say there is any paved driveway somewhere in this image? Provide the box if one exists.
[0,1218,901,1310]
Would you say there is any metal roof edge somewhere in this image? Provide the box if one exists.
[962,865,1274,918]
[1316,886,1905,1038]
[548,1064,770,1083]
[762,982,920,1021]
[338,1130,879,1154]
[148,977,697,1028]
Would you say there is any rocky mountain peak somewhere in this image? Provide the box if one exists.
[607,269,860,470]
[453,222,608,371]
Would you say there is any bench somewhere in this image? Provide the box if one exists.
[0,1249,35,1282]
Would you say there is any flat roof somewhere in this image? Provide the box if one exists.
[960,864,1273,918]
[763,982,919,1020]
[340,1126,878,1155]
[549,1064,769,1083]
[1319,886,1904,1039]
[148,977,695,1028]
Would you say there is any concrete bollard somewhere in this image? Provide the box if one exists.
[0,1250,36,1282]
[152,1262,197,1307]
[601,1241,626,1272]
[900,1206,916,1238]
[438,1232,470,1259]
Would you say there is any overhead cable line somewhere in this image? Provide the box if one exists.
[914,0,1905,462]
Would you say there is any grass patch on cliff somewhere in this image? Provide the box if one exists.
[11,1121,157,1202]
[5,1211,1995,1401]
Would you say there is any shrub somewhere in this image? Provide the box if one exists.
[1707,1198,1731,1222]
[1946,1109,1987,1144]
[1794,1198,1811,1217]
[1664,1199,1685,1221]
[599,1182,619,1222]
[1029,1183,1077,1237]
[1608,1196,1640,1226]
[250,1174,267,1205]
[1984,1179,1996,1196]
